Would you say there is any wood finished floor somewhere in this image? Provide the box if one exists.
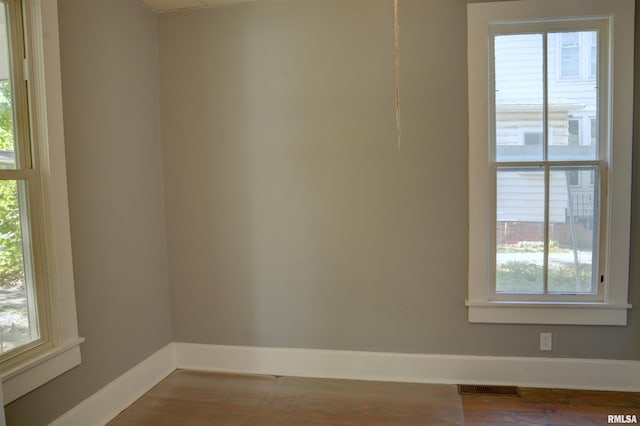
[108,370,640,425]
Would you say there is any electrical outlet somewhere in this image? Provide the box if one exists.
[540,332,552,351]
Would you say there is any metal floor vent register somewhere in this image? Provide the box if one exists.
[457,384,520,396]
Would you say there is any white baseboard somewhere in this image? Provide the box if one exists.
[174,343,640,392]
[49,344,175,426]
[50,342,640,425]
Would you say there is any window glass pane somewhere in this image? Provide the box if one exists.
[0,180,38,354]
[494,34,544,162]
[0,4,16,170]
[590,32,598,78]
[496,169,545,294]
[548,31,598,161]
[548,167,597,294]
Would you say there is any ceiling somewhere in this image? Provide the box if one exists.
[139,0,255,12]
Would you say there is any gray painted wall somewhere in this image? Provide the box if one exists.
[2,0,639,424]
[4,0,172,424]
[160,0,640,359]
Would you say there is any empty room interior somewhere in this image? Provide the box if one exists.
[0,0,639,424]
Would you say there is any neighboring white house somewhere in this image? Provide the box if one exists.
[494,30,597,250]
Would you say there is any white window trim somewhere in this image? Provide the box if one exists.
[1,0,83,403]
[467,0,634,325]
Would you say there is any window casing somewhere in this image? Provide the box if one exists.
[467,0,633,325]
[0,0,82,403]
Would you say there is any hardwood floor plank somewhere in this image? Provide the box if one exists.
[252,376,463,425]
[109,370,464,425]
[109,370,640,425]
[461,387,640,426]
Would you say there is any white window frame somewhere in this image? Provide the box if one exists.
[467,0,634,325]
[0,0,82,403]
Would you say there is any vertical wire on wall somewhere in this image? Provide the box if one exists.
[394,0,401,149]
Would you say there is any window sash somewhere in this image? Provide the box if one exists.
[487,19,609,303]
[0,0,52,369]
[0,175,52,368]
[489,161,604,302]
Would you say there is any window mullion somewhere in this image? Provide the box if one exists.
[543,165,550,295]
[542,32,550,295]
[543,31,549,162]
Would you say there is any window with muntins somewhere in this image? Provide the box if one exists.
[492,20,605,301]
[0,0,82,403]
[0,0,51,367]
[467,0,633,325]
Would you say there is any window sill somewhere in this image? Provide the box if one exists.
[2,337,84,404]
[466,301,631,325]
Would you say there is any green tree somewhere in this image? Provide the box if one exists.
[0,82,14,151]
[0,81,24,286]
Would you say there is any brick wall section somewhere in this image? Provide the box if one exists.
[496,221,545,245]
[497,221,592,249]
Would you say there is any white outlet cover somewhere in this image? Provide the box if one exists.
[540,332,552,351]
